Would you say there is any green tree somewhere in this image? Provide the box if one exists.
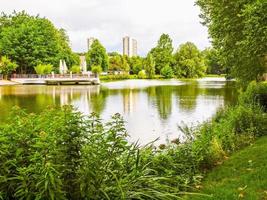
[150,34,174,74]
[91,65,102,77]
[144,53,156,79]
[109,54,122,72]
[196,0,267,85]
[174,42,206,78]
[0,11,76,73]
[128,56,143,75]
[160,65,174,78]
[108,54,130,73]
[86,39,109,72]
[202,48,225,75]
[0,56,17,79]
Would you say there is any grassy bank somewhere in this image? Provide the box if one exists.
[187,136,267,200]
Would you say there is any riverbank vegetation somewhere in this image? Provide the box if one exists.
[0,82,266,199]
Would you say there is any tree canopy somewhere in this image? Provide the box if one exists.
[202,48,225,75]
[144,53,156,79]
[0,11,77,73]
[150,34,174,74]
[174,42,206,78]
[86,39,109,72]
[196,0,267,84]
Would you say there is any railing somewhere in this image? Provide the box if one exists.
[11,73,97,79]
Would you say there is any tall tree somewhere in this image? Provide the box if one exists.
[196,0,267,84]
[0,11,76,73]
[86,39,109,72]
[128,56,143,75]
[174,42,206,78]
[150,34,174,74]
[144,53,156,79]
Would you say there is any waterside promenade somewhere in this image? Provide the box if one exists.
[0,74,100,85]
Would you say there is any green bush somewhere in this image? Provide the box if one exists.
[34,64,53,75]
[239,81,267,111]
[70,65,81,74]
[0,106,187,199]
[160,65,174,78]
[137,70,146,79]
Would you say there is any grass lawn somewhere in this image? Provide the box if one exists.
[187,136,267,200]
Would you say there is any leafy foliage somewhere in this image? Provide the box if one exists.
[0,56,17,78]
[144,53,156,79]
[196,0,267,84]
[202,48,225,75]
[34,64,53,75]
[174,42,206,78]
[91,65,102,76]
[0,11,77,73]
[129,56,143,75]
[70,65,81,74]
[138,70,146,79]
[160,65,174,78]
[150,34,174,74]
[86,39,109,72]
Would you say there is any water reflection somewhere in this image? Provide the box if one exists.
[0,79,237,144]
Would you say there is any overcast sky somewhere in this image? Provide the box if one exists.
[1,0,210,55]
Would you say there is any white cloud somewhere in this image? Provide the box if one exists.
[0,0,210,55]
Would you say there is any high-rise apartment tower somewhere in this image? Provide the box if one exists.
[123,36,137,57]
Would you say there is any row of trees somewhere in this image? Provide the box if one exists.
[0,11,79,74]
[0,11,225,79]
[86,34,223,78]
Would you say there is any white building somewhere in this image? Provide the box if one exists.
[123,36,137,57]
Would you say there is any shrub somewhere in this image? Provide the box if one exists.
[137,70,146,79]
[0,56,17,79]
[91,65,102,77]
[34,64,53,75]
[70,65,81,74]
[0,106,187,199]
[239,81,267,111]
[160,65,174,78]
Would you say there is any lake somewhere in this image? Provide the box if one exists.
[0,78,237,144]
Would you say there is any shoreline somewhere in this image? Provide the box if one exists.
[0,76,228,86]
[0,80,20,86]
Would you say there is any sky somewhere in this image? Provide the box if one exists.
[1,0,210,55]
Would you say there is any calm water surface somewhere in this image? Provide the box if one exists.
[0,78,237,144]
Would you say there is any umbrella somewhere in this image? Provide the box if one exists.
[59,60,64,74]
[63,60,68,74]
[82,60,87,73]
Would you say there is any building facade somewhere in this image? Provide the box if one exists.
[123,36,137,57]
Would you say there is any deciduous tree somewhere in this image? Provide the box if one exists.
[86,40,109,72]
[196,0,267,84]
[150,34,174,74]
